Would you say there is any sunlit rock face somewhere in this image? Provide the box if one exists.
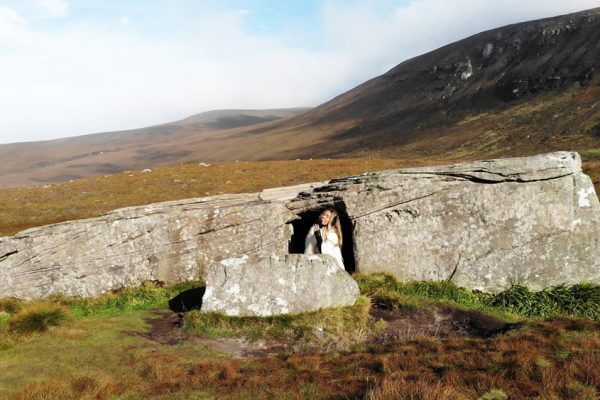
[1,151,598,301]
[288,151,600,292]
[0,194,296,299]
[201,254,359,316]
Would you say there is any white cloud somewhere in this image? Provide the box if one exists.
[1,0,599,144]
[29,0,68,19]
[0,6,38,46]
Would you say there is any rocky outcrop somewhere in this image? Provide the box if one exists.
[1,151,598,300]
[0,194,296,299]
[289,151,600,292]
[202,254,359,316]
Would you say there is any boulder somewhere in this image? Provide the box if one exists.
[288,151,600,292]
[201,254,359,316]
[1,151,598,300]
[0,194,296,299]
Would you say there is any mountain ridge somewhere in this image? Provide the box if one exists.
[2,7,600,187]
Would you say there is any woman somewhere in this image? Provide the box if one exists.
[304,207,345,270]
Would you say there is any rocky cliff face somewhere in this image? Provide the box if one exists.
[1,152,598,300]
[296,7,600,143]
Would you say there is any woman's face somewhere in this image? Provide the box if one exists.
[319,210,332,226]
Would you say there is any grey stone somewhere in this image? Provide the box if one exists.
[288,151,600,292]
[1,151,599,300]
[0,194,296,299]
[201,254,359,316]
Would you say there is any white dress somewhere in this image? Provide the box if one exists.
[304,225,345,270]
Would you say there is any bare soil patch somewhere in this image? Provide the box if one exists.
[371,304,520,341]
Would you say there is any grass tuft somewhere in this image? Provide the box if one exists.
[8,302,71,334]
[479,389,508,400]
[0,297,24,315]
[486,283,600,320]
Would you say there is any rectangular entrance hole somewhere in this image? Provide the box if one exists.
[288,208,356,273]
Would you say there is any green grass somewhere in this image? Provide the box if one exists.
[579,148,600,159]
[487,283,600,320]
[62,280,204,318]
[0,280,205,354]
[8,302,71,334]
[355,273,484,311]
[2,273,600,399]
[355,273,600,322]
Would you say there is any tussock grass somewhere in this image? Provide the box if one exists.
[0,297,23,315]
[356,273,600,322]
[355,273,491,319]
[8,302,71,334]
[487,283,600,320]
[183,295,378,351]
[356,273,480,306]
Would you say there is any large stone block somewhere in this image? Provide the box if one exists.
[0,194,296,299]
[289,151,600,292]
[201,254,360,316]
[1,151,598,299]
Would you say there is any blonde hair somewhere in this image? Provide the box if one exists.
[321,207,343,248]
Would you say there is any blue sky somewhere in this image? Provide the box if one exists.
[1,0,599,144]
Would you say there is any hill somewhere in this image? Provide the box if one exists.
[0,108,308,188]
[2,8,600,188]
[206,7,600,162]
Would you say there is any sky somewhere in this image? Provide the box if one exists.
[1,0,600,144]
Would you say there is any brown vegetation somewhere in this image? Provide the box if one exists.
[7,317,599,400]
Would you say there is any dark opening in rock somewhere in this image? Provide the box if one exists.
[168,287,206,313]
[288,207,356,273]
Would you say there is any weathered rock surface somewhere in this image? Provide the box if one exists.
[1,151,599,300]
[202,254,359,316]
[0,194,295,299]
[288,151,600,292]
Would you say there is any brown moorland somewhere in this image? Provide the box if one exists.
[4,310,599,400]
